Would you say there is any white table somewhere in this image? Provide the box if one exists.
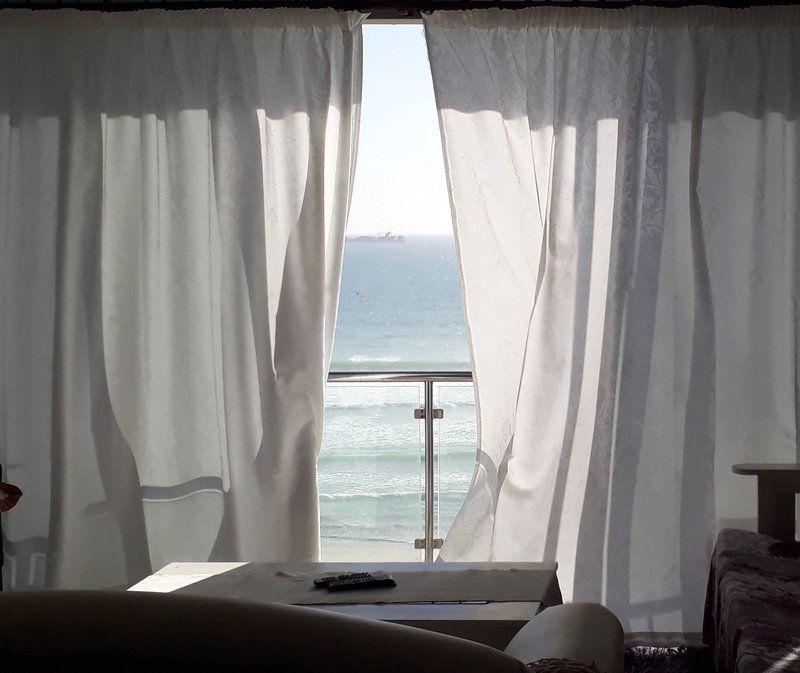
[130,561,560,649]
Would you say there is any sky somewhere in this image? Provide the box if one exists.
[346,25,453,237]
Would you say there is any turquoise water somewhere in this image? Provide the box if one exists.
[320,236,476,560]
[330,236,470,372]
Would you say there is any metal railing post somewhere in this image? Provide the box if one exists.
[423,379,435,562]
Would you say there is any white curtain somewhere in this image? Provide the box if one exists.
[425,6,800,633]
[0,8,363,589]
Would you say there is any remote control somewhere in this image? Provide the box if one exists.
[313,572,372,588]
[327,573,396,592]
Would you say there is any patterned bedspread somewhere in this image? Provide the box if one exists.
[703,528,800,673]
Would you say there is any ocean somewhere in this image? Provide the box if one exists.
[320,236,477,560]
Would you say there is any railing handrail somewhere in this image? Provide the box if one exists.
[328,370,473,383]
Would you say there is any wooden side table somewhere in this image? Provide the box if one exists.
[732,463,800,541]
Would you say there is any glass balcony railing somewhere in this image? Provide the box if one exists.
[434,382,476,547]
[319,372,475,562]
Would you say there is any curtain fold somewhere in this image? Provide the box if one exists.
[424,6,800,632]
[0,8,363,589]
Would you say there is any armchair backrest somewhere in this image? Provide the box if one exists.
[0,590,527,673]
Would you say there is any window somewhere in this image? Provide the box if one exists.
[318,24,476,561]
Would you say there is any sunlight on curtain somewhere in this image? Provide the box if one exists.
[425,6,800,632]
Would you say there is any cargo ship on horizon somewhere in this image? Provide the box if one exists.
[347,231,406,243]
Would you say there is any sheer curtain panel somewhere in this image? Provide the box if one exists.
[424,6,800,632]
[0,8,363,589]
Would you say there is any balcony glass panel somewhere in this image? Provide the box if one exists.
[319,382,424,561]
[434,382,477,556]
